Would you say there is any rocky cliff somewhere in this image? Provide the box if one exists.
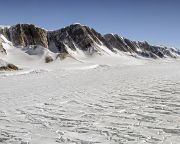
[0,24,48,48]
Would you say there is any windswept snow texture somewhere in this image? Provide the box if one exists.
[0,59,180,144]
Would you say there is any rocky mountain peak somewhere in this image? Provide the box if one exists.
[48,23,106,54]
[9,24,48,48]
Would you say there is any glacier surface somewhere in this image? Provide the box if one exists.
[0,58,180,144]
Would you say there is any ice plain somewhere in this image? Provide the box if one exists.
[0,55,180,144]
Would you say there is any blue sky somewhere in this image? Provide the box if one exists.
[0,0,179,48]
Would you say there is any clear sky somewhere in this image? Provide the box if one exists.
[0,0,179,48]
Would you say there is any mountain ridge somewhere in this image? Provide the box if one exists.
[0,23,180,59]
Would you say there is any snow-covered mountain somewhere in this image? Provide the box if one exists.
[1,23,180,58]
[0,23,180,70]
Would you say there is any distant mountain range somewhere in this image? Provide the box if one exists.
[0,23,180,60]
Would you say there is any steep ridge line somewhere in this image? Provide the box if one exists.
[0,23,180,59]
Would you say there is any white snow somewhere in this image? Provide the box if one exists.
[73,22,82,25]
[0,25,10,29]
[0,34,180,144]
[0,59,8,67]
[0,58,180,144]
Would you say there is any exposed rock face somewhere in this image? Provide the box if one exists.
[0,23,179,59]
[0,63,19,71]
[45,56,53,63]
[0,24,48,48]
[0,59,18,71]
[48,24,115,54]
[135,42,180,58]
[104,34,133,52]
[104,33,179,58]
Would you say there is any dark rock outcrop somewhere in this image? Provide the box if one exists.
[0,63,18,71]
[45,56,53,63]
[104,34,130,52]
[0,24,48,48]
[104,33,179,59]
[48,24,116,54]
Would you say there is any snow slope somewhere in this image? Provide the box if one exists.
[0,59,8,67]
